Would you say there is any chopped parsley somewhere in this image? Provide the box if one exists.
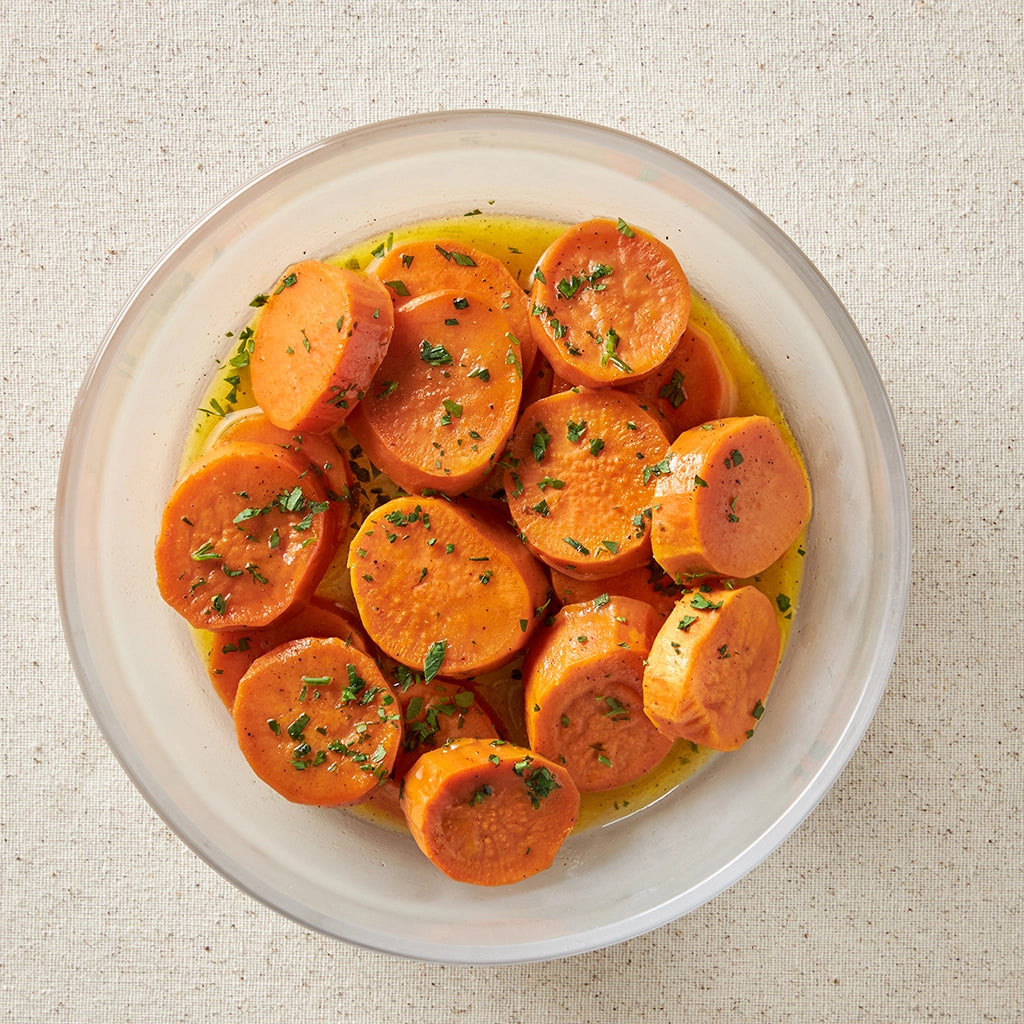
[658,369,687,409]
[531,423,551,462]
[420,339,453,365]
[424,640,447,682]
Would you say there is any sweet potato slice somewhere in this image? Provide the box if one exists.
[548,558,687,619]
[524,596,673,791]
[345,289,523,496]
[206,599,371,709]
[155,441,338,630]
[211,408,353,539]
[399,738,580,886]
[619,323,738,439]
[250,259,394,433]
[528,217,690,387]
[651,415,812,580]
[503,389,669,579]
[233,638,402,804]
[369,237,535,372]
[643,585,781,751]
[348,496,549,678]
[392,677,500,780]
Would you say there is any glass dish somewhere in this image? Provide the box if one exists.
[55,111,910,964]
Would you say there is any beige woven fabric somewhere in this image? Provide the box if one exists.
[3,1,1020,1021]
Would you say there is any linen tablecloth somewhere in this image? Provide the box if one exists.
[3,2,1020,1020]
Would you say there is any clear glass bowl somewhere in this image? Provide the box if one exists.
[55,111,910,964]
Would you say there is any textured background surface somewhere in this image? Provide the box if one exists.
[3,1,1021,1021]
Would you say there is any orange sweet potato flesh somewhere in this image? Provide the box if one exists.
[250,259,395,434]
[370,237,536,373]
[212,409,353,540]
[399,738,580,886]
[206,599,371,709]
[651,415,812,581]
[524,596,673,791]
[529,217,690,388]
[521,351,556,408]
[618,323,738,439]
[503,389,669,580]
[345,289,523,496]
[643,585,781,751]
[233,638,403,805]
[549,558,687,618]
[155,441,339,630]
[347,496,549,678]
[392,678,499,781]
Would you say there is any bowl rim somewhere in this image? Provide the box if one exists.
[55,109,912,963]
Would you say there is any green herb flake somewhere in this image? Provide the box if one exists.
[616,217,635,238]
[245,563,268,584]
[566,419,587,443]
[658,369,687,409]
[557,274,583,300]
[441,398,463,421]
[595,329,630,373]
[191,541,220,562]
[273,271,298,294]
[537,476,566,491]
[599,696,629,720]
[505,344,523,378]
[531,423,551,462]
[563,536,590,555]
[267,719,281,735]
[420,339,453,366]
[287,713,310,741]
[469,785,493,806]
[424,640,447,683]
[523,765,561,808]
[341,664,366,703]
[642,456,671,485]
